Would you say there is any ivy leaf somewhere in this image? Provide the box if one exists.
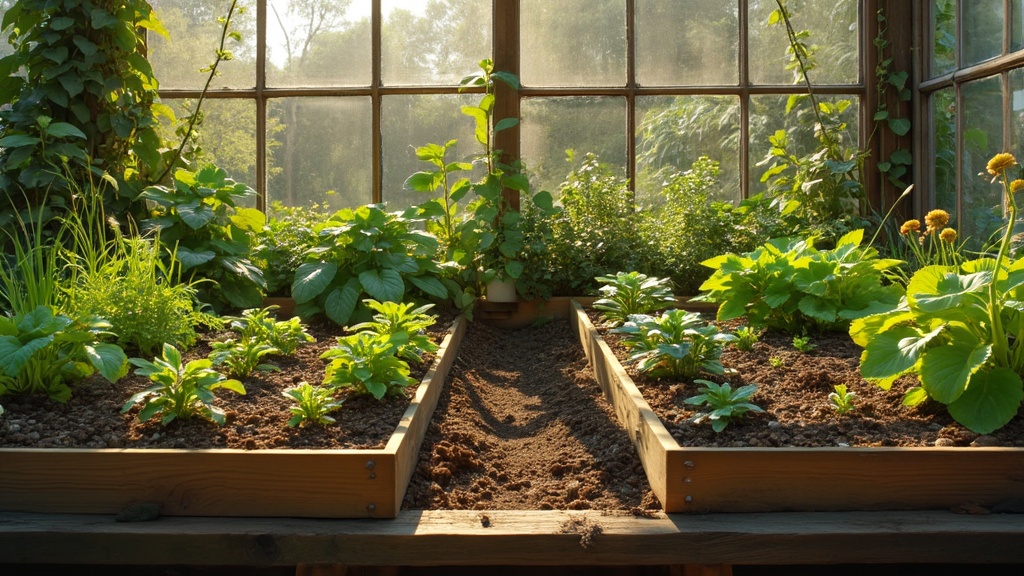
[887,117,911,136]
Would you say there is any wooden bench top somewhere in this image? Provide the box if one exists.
[1,509,1022,567]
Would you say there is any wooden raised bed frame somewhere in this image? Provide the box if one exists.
[570,300,1024,513]
[0,316,467,519]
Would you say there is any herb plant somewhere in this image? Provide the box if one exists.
[226,306,314,355]
[124,343,246,426]
[769,356,785,369]
[829,384,856,415]
[348,300,438,364]
[283,381,343,428]
[852,154,1024,434]
[291,204,447,327]
[733,326,761,351]
[321,332,416,400]
[792,335,816,353]
[684,380,764,433]
[209,338,280,379]
[697,229,902,334]
[594,271,676,327]
[0,306,128,403]
[253,202,329,297]
[613,310,736,379]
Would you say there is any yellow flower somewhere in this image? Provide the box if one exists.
[924,209,949,231]
[940,228,957,243]
[899,219,921,234]
[1012,179,1024,194]
[987,153,1018,176]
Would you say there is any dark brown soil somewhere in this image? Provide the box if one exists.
[0,316,451,451]
[402,320,660,512]
[590,310,1024,448]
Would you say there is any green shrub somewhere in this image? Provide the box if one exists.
[593,271,676,328]
[321,332,416,400]
[684,380,764,433]
[283,381,343,428]
[348,300,438,364]
[253,202,329,297]
[225,306,314,355]
[613,309,737,379]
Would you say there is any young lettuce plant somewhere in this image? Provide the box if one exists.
[697,229,902,334]
[613,309,736,379]
[321,332,416,400]
[594,271,676,327]
[348,299,438,364]
[733,326,761,351]
[124,343,246,426]
[852,153,1024,434]
[283,381,343,428]
[684,380,764,432]
[829,384,857,415]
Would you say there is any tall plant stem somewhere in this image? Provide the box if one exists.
[155,0,240,184]
[989,173,1016,367]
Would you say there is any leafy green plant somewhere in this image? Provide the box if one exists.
[321,332,416,400]
[209,338,280,379]
[769,356,785,369]
[283,381,343,428]
[684,380,764,432]
[792,335,816,353]
[0,305,128,403]
[829,384,857,415]
[252,202,330,297]
[140,165,267,310]
[0,0,172,223]
[291,204,447,327]
[851,155,1024,434]
[613,310,737,379]
[348,300,438,364]
[593,271,676,328]
[697,229,903,334]
[733,326,761,351]
[226,306,314,355]
[124,342,246,426]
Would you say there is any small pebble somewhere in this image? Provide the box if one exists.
[767,421,781,430]
[934,437,956,447]
[971,435,1001,447]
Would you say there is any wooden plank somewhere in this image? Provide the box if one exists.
[666,447,1024,513]
[1,510,1022,566]
[572,302,1024,513]
[0,317,467,519]
[0,448,393,518]
[572,301,675,506]
[388,315,467,513]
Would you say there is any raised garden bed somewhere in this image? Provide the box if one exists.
[0,316,466,519]
[570,300,1024,513]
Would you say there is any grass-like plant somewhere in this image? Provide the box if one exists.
[283,381,344,428]
[226,305,314,355]
[321,332,416,400]
[348,299,438,363]
[828,384,856,415]
[594,271,676,327]
[613,309,736,379]
[124,343,246,426]
[209,338,280,379]
[684,380,764,432]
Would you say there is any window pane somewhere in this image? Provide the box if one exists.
[382,0,492,86]
[267,97,372,210]
[960,77,1005,246]
[266,0,370,87]
[383,94,481,210]
[635,0,738,86]
[1012,68,1024,155]
[930,0,957,76]
[521,97,628,195]
[150,0,255,89]
[962,0,1004,66]
[930,88,957,216]
[159,99,258,193]
[520,0,626,87]
[748,0,859,86]
[1014,0,1024,52]
[0,1,14,60]
[748,94,860,191]
[635,96,741,203]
